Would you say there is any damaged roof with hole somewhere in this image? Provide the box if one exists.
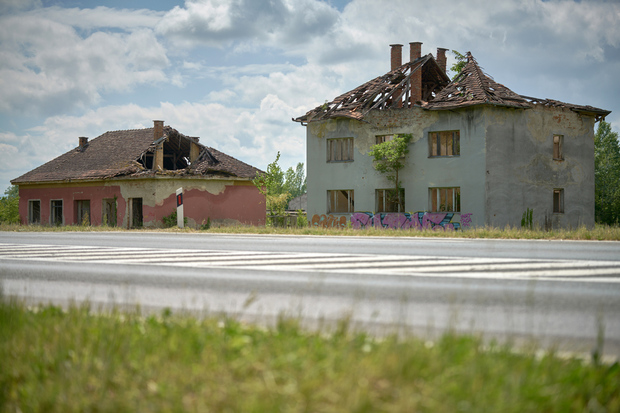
[11,126,262,184]
[294,51,610,124]
[293,53,450,124]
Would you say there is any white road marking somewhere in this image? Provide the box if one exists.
[1,243,619,283]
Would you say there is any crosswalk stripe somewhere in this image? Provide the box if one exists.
[1,243,619,283]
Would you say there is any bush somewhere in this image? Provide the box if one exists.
[162,210,188,228]
[0,186,19,224]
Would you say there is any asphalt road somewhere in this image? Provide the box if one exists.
[2,231,620,357]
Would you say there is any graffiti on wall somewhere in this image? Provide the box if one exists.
[310,212,472,230]
[311,214,348,228]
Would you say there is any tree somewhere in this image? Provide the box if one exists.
[0,185,20,224]
[450,50,467,80]
[253,153,307,221]
[368,134,412,212]
[594,121,620,225]
[283,162,307,200]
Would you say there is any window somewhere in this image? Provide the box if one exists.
[429,187,460,212]
[28,200,40,224]
[129,198,143,228]
[553,189,564,213]
[376,188,405,212]
[376,135,394,144]
[327,138,354,162]
[553,135,563,160]
[328,190,354,213]
[102,198,117,226]
[50,200,63,225]
[75,200,90,225]
[429,131,460,157]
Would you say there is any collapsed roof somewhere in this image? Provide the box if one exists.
[12,125,262,184]
[294,49,610,124]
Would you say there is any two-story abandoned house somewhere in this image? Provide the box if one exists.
[294,42,610,229]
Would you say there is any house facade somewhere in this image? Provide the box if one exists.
[295,43,610,229]
[12,121,265,228]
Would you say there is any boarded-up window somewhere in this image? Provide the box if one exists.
[328,190,354,213]
[28,200,40,224]
[102,198,117,226]
[327,138,354,162]
[553,189,564,213]
[76,200,90,225]
[429,131,460,157]
[553,135,563,160]
[51,200,63,225]
[376,188,405,212]
[429,187,461,212]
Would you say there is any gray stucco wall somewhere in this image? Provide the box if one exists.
[305,107,488,227]
[485,105,595,229]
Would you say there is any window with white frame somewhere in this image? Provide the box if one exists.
[429,187,460,212]
[376,188,405,212]
[553,189,564,213]
[327,138,354,162]
[28,200,40,224]
[50,200,63,225]
[429,131,460,157]
[327,190,354,213]
[553,135,563,160]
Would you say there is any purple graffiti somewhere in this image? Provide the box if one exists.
[349,212,471,231]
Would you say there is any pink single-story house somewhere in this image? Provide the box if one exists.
[11,121,265,228]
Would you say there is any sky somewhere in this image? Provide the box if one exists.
[1,0,619,193]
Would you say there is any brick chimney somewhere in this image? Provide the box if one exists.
[409,42,422,61]
[78,137,88,148]
[390,44,403,71]
[436,47,448,74]
[153,120,164,170]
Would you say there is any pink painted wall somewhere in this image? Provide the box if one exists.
[145,185,265,227]
[18,185,124,226]
[18,182,265,227]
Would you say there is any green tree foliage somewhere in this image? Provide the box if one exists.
[594,121,620,225]
[253,152,307,218]
[0,185,20,224]
[450,50,467,80]
[368,134,412,212]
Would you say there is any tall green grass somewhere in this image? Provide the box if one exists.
[1,298,618,412]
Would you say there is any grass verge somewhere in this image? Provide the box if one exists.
[1,298,619,412]
[2,222,620,240]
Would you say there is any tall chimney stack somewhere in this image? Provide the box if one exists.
[390,44,403,71]
[436,48,448,73]
[409,42,422,61]
[153,120,164,171]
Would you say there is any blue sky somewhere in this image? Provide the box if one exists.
[1,0,619,192]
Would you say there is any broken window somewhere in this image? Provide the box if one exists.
[553,135,563,160]
[50,200,63,226]
[75,200,91,225]
[328,190,354,213]
[553,189,564,213]
[376,135,394,144]
[429,187,460,212]
[376,188,405,213]
[28,200,40,224]
[327,138,354,162]
[129,198,143,228]
[429,131,460,157]
[102,198,117,226]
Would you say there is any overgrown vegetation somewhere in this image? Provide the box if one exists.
[1,298,618,412]
[521,208,533,230]
[253,152,307,225]
[595,121,620,225]
[0,185,19,224]
[368,134,413,212]
[450,50,468,79]
[161,210,188,228]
